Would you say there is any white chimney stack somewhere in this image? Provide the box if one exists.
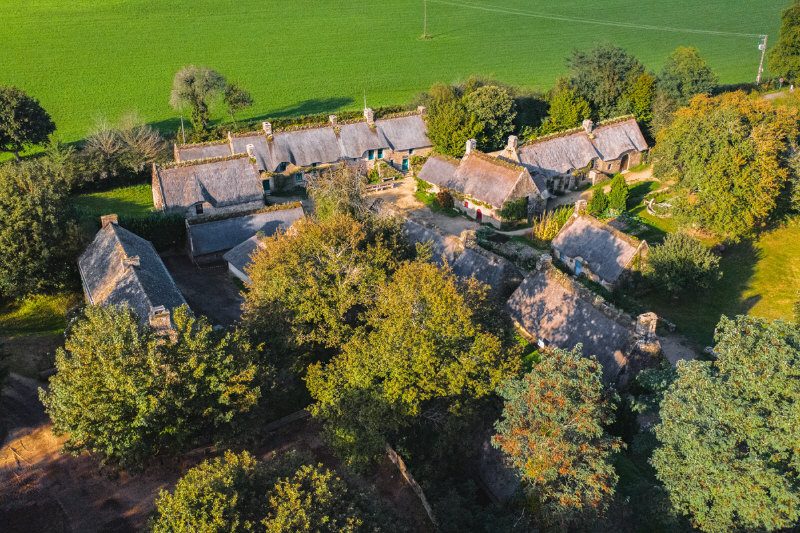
[262,121,272,136]
[465,139,477,155]
[506,135,519,151]
[329,115,338,127]
[417,105,427,115]
[582,119,594,133]
[246,144,256,159]
[364,107,375,126]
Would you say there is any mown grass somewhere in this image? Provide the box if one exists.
[0,0,783,143]
[0,293,79,337]
[71,184,154,220]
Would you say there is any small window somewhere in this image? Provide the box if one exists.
[367,150,375,161]
[194,203,204,215]
[377,149,384,159]
[263,179,271,192]
[401,158,409,171]
[276,162,287,172]
[294,172,304,184]
[408,149,414,155]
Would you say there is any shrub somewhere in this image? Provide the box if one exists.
[435,189,454,209]
[118,212,186,251]
[498,196,528,221]
[607,174,629,214]
[645,232,721,293]
[588,188,609,216]
[530,206,574,242]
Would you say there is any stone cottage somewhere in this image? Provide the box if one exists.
[506,257,660,385]
[152,154,265,219]
[551,211,648,290]
[78,215,188,330]
[417,140,549,228]
[494,116,648,192]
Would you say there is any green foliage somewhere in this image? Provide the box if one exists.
[645,232,721,293]
[530,205,574,242]
[607,174,629,213]
[567,44,647,118]
[653,92,800,240]
[224,82,253,122]
[0,157,80,299]
[41,305,262,467]
[435,189,454,209]
[653,315,800,532]
[116,212,184,251]
[170,65,227,132]
[588,187,609,216]
[425,98,482,157]
[493,345,622,523]
[307,261,518,465]
[462,85,517,151]
[243,215,410,356]
[769,0,800,81]
[497,196,527,221]
[618,72,656,124]
[0,86,55,158]
[306,165,367,222]
[537,82,591,135]
[658,47,718,105]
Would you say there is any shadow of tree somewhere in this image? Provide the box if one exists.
[245,97,355,122]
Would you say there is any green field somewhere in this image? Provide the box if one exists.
[0,0,785,143]
[72,184,154,220]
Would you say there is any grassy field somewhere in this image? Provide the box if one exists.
[0,0,784,143]
[72,184,154,219]
[0,293,79,337]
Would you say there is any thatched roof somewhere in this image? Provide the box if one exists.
[78,222,187,324]
[154,155,263,211]
[377,114,430,152]
[451,248,523,299]
[552,215,643,285]
[518,117,647,177]
[506,264,633,382]
[175,141,232,162]
[188,206,304,257]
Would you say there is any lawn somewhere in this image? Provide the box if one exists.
[72,183,154,220]
[0,0,783,144]
[0,293,79,337]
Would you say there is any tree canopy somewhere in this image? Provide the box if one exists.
[493,346,622,524]
[462,85,517,150]
[306,165,368,222]
[41,305,262,467]
[658,47,718,106]
[645,232,721,293]
[652,91,800,240]
[0,86,55,159]
[769,0,800,81]
[537,82,591,136]
[652,315,800,532]
[170,66,227,132]
[224,83,254,122]
[567,44,646,118]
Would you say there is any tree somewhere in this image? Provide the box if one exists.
[653,92,799,240]
[0,86,55,159]
[224,83,254,123]
[83,113,165,181]
[0,157,79,299]
[493,346,622,524]
[41,305,261,467]
[462,85,517,151]
[606,174,629,213]
[425,98,482,157]
[652,315,800,532]
[618,71,656,124]
[307,261,518,464]
[588,188,609,216]
[566,44,646,118]
[306,165,368,221]
[242,215,409,356]
[769,1,800,81]
[170,66,227,132]
[645,232,721,293]
[659,47,718,106]
[537,82,592,136]
[497,196,528,221]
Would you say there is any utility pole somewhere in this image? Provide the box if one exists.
[421,0,430,40]
[756,34,768,84]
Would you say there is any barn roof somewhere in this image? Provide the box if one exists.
[506,264,633,382]
[552,215,643,285]
[188,206,305,257]
[175,141,232,162]
[222,235,264,282]
[78,222,187,324]
[154,155,264,211]
[451,248,523,299]
[518,117,647,177]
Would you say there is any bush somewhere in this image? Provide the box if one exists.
[645,232,721,293]
[435,190,454,209]
[498,196,528,221]
[118,212,186,251]
[607,174,629,214]
[531,206,574,242]
[588,188,609,216]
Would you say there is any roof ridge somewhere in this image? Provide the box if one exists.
[161,153,250,170]
[467,150,526,173]
[176,139,229,148]
[578,214,642,247]
[521,114,638,148]
[542,263,632,325]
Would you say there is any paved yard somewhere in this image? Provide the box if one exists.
[162,255,244,327]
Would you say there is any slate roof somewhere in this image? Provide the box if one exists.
[418,151,541,208]
[154,155,264,211]
[552,215,643,285]
[451,248,523,299]
[222,235,264,280]
[175,142,232,162]
[188,206,305,257]
[518,117,648,177]
[506,265,633,382]
[402,219,463,266]
[78,222,187,323]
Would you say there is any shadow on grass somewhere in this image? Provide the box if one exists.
[247,97,355,122]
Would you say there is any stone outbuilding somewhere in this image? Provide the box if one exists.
[551,213,648,290]
[78,215,187,330]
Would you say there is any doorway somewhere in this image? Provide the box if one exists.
[476,209,483,223]
[620,153,630,171]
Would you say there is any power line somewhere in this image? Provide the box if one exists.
[426,0,763,38]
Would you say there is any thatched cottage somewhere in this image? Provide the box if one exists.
[494,116,648,192]
[152,154,265,219]
[551,212,648,289]
[506,258,660,385]
[187,205,305,264]
[417,140,549,228]
[78,215,187,330]
[174,108,432,193]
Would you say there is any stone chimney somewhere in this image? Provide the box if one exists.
[536,253,553,271]
[100,214,118,228]
[246,143,256,159]
[329,114,338,127]
[465,139,477,155]
[148,306,172,331]
[574,199,587,216]
[123,255,140,268]
[632,312,662,358]
[506,135,519,151]
[417,105,427,115]
[262,121,272,136]
[582,119,594,133]
[173,143,181,162]
[364,107,375,126]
